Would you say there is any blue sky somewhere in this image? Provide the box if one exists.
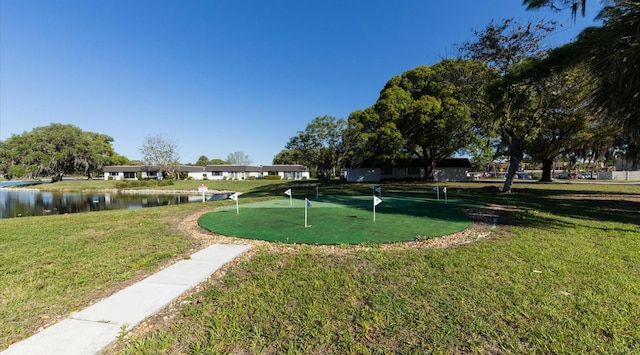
[0,1,600,165]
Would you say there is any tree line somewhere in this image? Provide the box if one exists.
[279,1,639,192]
[0,125,253,182]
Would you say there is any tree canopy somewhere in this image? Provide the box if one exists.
[140,134,180,178]
[285,116,357,181]
[226,151,252,165]
[350,59,497,181]
[0,123,117,181]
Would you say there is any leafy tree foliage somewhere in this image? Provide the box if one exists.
[272,149,303,165]
[526,0,640,162]
[139,134,180,179]
[523,65,599,181]
[285,116,357,181]
[351,60,496,181]
[195,155,210,166]
[458,18,556,191]
[209,158,229,165]
[0,123,116,181]
[523,0,620,20]
[226,151,252,165]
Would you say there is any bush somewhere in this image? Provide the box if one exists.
[264,175,282,180]
[158,179,174,186]
[247,176,256,180]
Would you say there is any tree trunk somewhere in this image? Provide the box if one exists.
[502,142,523,193]
[540,158,553,182]
[422,159,436,181]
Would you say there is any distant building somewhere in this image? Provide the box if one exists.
[103,164,310,181]
[343,158,471,182]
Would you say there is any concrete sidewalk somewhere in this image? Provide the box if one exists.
[2,243,251,355]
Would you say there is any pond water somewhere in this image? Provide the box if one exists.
[0,181,201,219]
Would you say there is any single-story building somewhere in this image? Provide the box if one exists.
[344,158,472,182]
[103,165,164,180]
[103,164,310,181]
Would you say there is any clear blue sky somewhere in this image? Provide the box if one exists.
[0,0,599,165]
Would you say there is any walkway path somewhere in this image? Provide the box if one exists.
[2,243,251,355]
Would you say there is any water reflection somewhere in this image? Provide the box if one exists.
[0,189,195,219]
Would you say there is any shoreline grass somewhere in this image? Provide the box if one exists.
[0,202,209,348]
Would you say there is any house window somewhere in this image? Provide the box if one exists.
[212,171,222,176]
[408,167,420,175]
[123,172,136,179]
[381,167,392,175]
[268,171,279,176]
[109,172,118,176]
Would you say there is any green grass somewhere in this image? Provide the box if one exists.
[199,196,475,244]
[3,180,640,353]
[0,202,207,349]
[118,182,640,354]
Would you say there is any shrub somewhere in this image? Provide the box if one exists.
[158,179,174,186]
[247,176,256,180]
[264,175,282,180]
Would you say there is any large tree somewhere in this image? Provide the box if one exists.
[285,115,357,182]
[351,59,496,181]
[0,123,116,181]
[272,149,303,165]
[458,18,556,191]
[525,0,640,162]
[140,134,180,179]
[523,64,598,181]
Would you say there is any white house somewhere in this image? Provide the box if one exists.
[103,166,164,180]
[344,158,472,182]
[104,164,310,181]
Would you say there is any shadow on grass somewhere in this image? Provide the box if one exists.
[240,181,640,231]
[456,186,640,230]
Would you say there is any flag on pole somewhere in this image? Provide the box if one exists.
[375,186,382,196]
[306,199,312,208]
[229,193,239,214]
[372,195,382,221]
[443,187,448,204]
[433,186,440,200]
[284,188,292,206]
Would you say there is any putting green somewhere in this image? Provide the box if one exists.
[198,195,475,245]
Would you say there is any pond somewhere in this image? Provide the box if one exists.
[0,181,205,219]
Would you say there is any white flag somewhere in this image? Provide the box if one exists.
[284,188,292,196]
[306,199,312,208]
[229,193,238,201]
[374,196,382,206]
[443,187,447,194]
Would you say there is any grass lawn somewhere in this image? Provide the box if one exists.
[199,196,476,244]
[117,182,640,354]
[2,181,639,353]
[0,202,208,349]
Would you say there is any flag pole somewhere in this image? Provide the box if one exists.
[304,198,309,228]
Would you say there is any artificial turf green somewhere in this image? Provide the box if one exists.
[198,195,475,244]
